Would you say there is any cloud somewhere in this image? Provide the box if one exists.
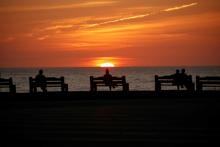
[44,25,74,31]
[29,2,200,41]
[37,35,49,41]
[164,2,198,12]
[0,37,15,43]
[0,1,118,12]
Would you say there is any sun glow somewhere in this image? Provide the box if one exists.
[100,62,115,67]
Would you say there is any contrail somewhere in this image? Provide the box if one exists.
[164,3,198,12]
[87,2,198,28]
[88,13,150,27]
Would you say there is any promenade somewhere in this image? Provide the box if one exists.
[2,91,220,146]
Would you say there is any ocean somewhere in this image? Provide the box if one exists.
[0,67,220,92]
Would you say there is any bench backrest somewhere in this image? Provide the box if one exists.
[0,78,13,85]
[0,78,16,93]
[30,77,65,85]
[196,76,220,91]
[29,76,68,93]
[90,76,129,91]
[155,75,193,82]
[155,75,175,83]
[90,76,127,84]
[196,76,220,82]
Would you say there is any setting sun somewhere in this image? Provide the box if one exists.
[92,57,118,67]
[100,62,115,67]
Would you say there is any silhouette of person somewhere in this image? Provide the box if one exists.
[180,68,192,90]
[103,68,114,91]
[180,68,186,88]
[35,69,47,92]
[171,69,181,90]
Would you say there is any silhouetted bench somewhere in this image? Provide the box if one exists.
[90,76,129,91]
[155,75,194,91]
[196,76,220,91]
[0,78,16,93]
[29,77,68,93]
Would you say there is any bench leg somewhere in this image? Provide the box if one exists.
[65,84,68,92]
[123,83,129,91]
[62,84,68,92]
[42,87,47,93]
[34,87,37,93]
[10,85,16,93]
[94,85,97,91]
[177,85,180,90]
[197,83,202,91]
[61,86,65,92]
[155,83,161,91]
[90,84,96,91]
[90,84,95,91]
[187,83,195,91]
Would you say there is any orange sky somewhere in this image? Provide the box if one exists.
[0,0,220,67]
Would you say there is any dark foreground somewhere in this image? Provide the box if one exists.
[1,91,220,146]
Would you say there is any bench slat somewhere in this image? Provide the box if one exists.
[198,77,220,80]
[200,81,220,84]
[0,82,11,85]
[46,82,63,84]
[202,85,220,87]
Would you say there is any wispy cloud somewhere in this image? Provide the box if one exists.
[164,2,198,12]
[30,2,199,41]
[44,25,74,31]
[37,35,49,41]
[0,1,118,12]
[0,37,15,43]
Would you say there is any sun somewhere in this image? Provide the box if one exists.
[100,62,115,67]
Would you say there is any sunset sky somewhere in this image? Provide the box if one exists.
[1,0,220,67]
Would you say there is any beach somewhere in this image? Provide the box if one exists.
[2,91,220,146]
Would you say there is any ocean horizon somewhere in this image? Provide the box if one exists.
[1,66,220,92]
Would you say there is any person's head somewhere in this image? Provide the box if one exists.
[39,69,43,75]
[176,69,180,74]
[181,68,185,73]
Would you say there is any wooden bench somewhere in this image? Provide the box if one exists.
[0,78,16,93]
[155,75,194,91]
[196,76,220,91]
[29,77,68,93]
[90,76,129,91]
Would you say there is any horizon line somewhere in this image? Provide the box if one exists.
[0,65,220,69]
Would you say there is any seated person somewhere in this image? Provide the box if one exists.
[103,68,115,91]
[171,69,181,90]
[180,68,193,90]
[35,69,47,92]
